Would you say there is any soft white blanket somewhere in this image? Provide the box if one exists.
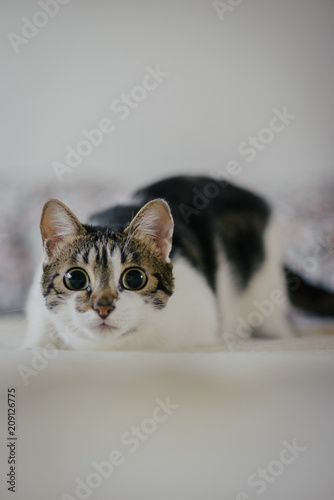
[0,319,333,500]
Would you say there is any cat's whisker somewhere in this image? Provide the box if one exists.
[0,307,27,314]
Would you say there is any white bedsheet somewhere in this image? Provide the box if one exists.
[0,345,333,500]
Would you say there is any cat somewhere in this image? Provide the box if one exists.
[22,175,334,351]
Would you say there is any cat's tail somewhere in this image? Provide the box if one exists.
[284,266,334,317]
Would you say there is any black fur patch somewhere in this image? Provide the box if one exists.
[90,176,271,291]
[153,273,173,297]
[152,298,165,309]
[42,273,60,297]
[46,300,63,310]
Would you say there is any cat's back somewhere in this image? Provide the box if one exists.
[135,175,270,227]
[90,175,269,230]
[89,176,271,292]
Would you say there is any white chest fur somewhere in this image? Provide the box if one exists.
[151,255,219,349]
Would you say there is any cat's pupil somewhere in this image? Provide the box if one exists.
[122,268,147,290]
[64,269,89,291]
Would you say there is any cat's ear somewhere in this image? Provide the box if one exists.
[40,199,86,260]
[125,199,174,262]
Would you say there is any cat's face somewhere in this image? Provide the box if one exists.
[40,198,174,346]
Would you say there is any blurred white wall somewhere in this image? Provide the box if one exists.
[1,0,333,195]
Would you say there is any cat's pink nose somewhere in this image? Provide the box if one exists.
[93,299,115,319]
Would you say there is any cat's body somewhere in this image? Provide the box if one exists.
[24,175,317,351]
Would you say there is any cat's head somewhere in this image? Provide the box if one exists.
[39,198,174,347]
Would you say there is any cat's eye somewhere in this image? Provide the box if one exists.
[64,268,90,291]
[121,268,147,291]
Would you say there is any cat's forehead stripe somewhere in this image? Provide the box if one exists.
[110,247,122,288]
[82,248,90,264]
[101,246,108,267]
[93,243,100,262]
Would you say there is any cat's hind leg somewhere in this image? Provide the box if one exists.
[216,215,294,345]
[236,219,295,340]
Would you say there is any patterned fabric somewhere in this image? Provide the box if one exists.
[273,182,334,291]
